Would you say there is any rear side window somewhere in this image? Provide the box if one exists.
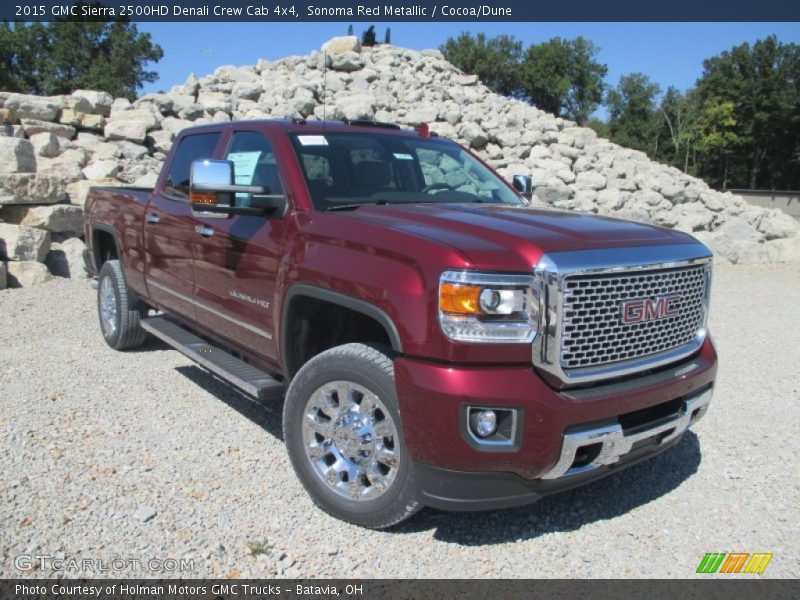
[164,133,221,199]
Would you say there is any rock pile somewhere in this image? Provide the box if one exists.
[1,36,798,288]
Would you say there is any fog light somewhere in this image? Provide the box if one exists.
[470,410,497,438]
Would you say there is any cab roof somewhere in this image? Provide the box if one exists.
[180,118,441,139]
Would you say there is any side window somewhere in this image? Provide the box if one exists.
[164,133,221,199]
[224,131,282,206]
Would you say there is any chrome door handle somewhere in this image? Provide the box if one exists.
[195,225,215,237]
[146,213,160,224]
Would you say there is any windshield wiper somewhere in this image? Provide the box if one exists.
[326,201,389,212]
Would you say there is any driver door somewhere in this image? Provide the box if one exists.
[193,129,287,362]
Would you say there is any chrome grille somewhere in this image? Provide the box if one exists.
[560,265,707,370]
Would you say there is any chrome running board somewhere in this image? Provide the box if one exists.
[141,315,284,402]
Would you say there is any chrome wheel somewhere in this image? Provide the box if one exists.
[99,276,117,336]
[303,381,400,501]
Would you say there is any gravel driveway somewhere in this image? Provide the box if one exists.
[1,264,798,578]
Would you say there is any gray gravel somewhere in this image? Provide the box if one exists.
[0,264,798,578]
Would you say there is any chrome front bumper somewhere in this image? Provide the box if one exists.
[541,386,713,480]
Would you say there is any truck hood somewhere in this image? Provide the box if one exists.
[343,203,697,270]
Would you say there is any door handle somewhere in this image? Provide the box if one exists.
[195,225,215,237]
[146,213,160,224]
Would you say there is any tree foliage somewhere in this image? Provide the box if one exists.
[599,36,800,189]
[695,36,800,189]
[442,31,798,189]
[441,32,606,124]
[440,32,523,98]
[606,73,661,155]
[520,37,607,125]
[0,3,162,100]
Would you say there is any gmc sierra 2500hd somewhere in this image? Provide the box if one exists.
[83,119,717,528]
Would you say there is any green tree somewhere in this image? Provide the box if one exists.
[606,73,661,156]
[440,32,523,97]
[520,37,607,125]
[696,35,800,189]
[693,99,743,188]
[441,33,606,124]
[0,3,162,99]
[653,86,701,173]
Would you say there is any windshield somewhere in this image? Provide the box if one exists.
[288,132,524,210]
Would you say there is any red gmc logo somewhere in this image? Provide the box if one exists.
[621,294,681,325]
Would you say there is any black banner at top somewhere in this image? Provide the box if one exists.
[3,0,800,22]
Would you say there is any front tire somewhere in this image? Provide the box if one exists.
[283,343,421,528]
[97,260,146,350]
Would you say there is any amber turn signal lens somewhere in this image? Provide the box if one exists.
[440,283,482,315]
[190,192,218,205]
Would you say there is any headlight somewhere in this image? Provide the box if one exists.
[438,271,539,343]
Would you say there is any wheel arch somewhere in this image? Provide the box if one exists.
[281,284,403,378]
[90,224,121,272]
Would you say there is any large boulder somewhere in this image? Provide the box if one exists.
[82,160,121,180]
[0,138,36,173]
[66,178,123,206]
[45,238,88,278]
[6,260,53,287]
[104,119,149,143]
[322,36,361,55]
[19,119,76,139]
[29,132,61,158]
[2,93,61,121]
[104,108,160,143]
[334,94,376,120]
[59,108,107,131]
[329,52,364,73]
[756,209,798,241]
[196,91,232,114]
[2,204,84,235]
[36,156,85,182]
[71,90,114,117]
[0,223,51,262]
[0,174,68,205]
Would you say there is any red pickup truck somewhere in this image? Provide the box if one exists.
[83,119,717,528]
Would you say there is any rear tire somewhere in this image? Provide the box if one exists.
[97,260,147,350]
[283,343,421,529]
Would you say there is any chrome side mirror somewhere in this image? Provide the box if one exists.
[190,159,235,214]
[512,174,533,200]
[189,159,285,217]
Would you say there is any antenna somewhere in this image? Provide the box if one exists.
[322,51,327,128]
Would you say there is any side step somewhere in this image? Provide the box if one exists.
[141,316,285,402]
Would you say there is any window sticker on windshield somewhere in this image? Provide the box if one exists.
[393,153,414,160]
[227,151,260,184]
[297,135,329,146]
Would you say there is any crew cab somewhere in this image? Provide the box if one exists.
[83,119,717,528]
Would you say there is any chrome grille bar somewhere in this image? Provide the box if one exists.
[561,265,706,369]
[532,244,713,386]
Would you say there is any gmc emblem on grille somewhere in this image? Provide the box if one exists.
[621,294,681,325]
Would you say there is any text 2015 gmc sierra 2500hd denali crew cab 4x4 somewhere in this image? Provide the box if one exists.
[83,119,717,528]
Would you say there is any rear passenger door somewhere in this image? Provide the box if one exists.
[192,129,287,363]
[144,131,222,319]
